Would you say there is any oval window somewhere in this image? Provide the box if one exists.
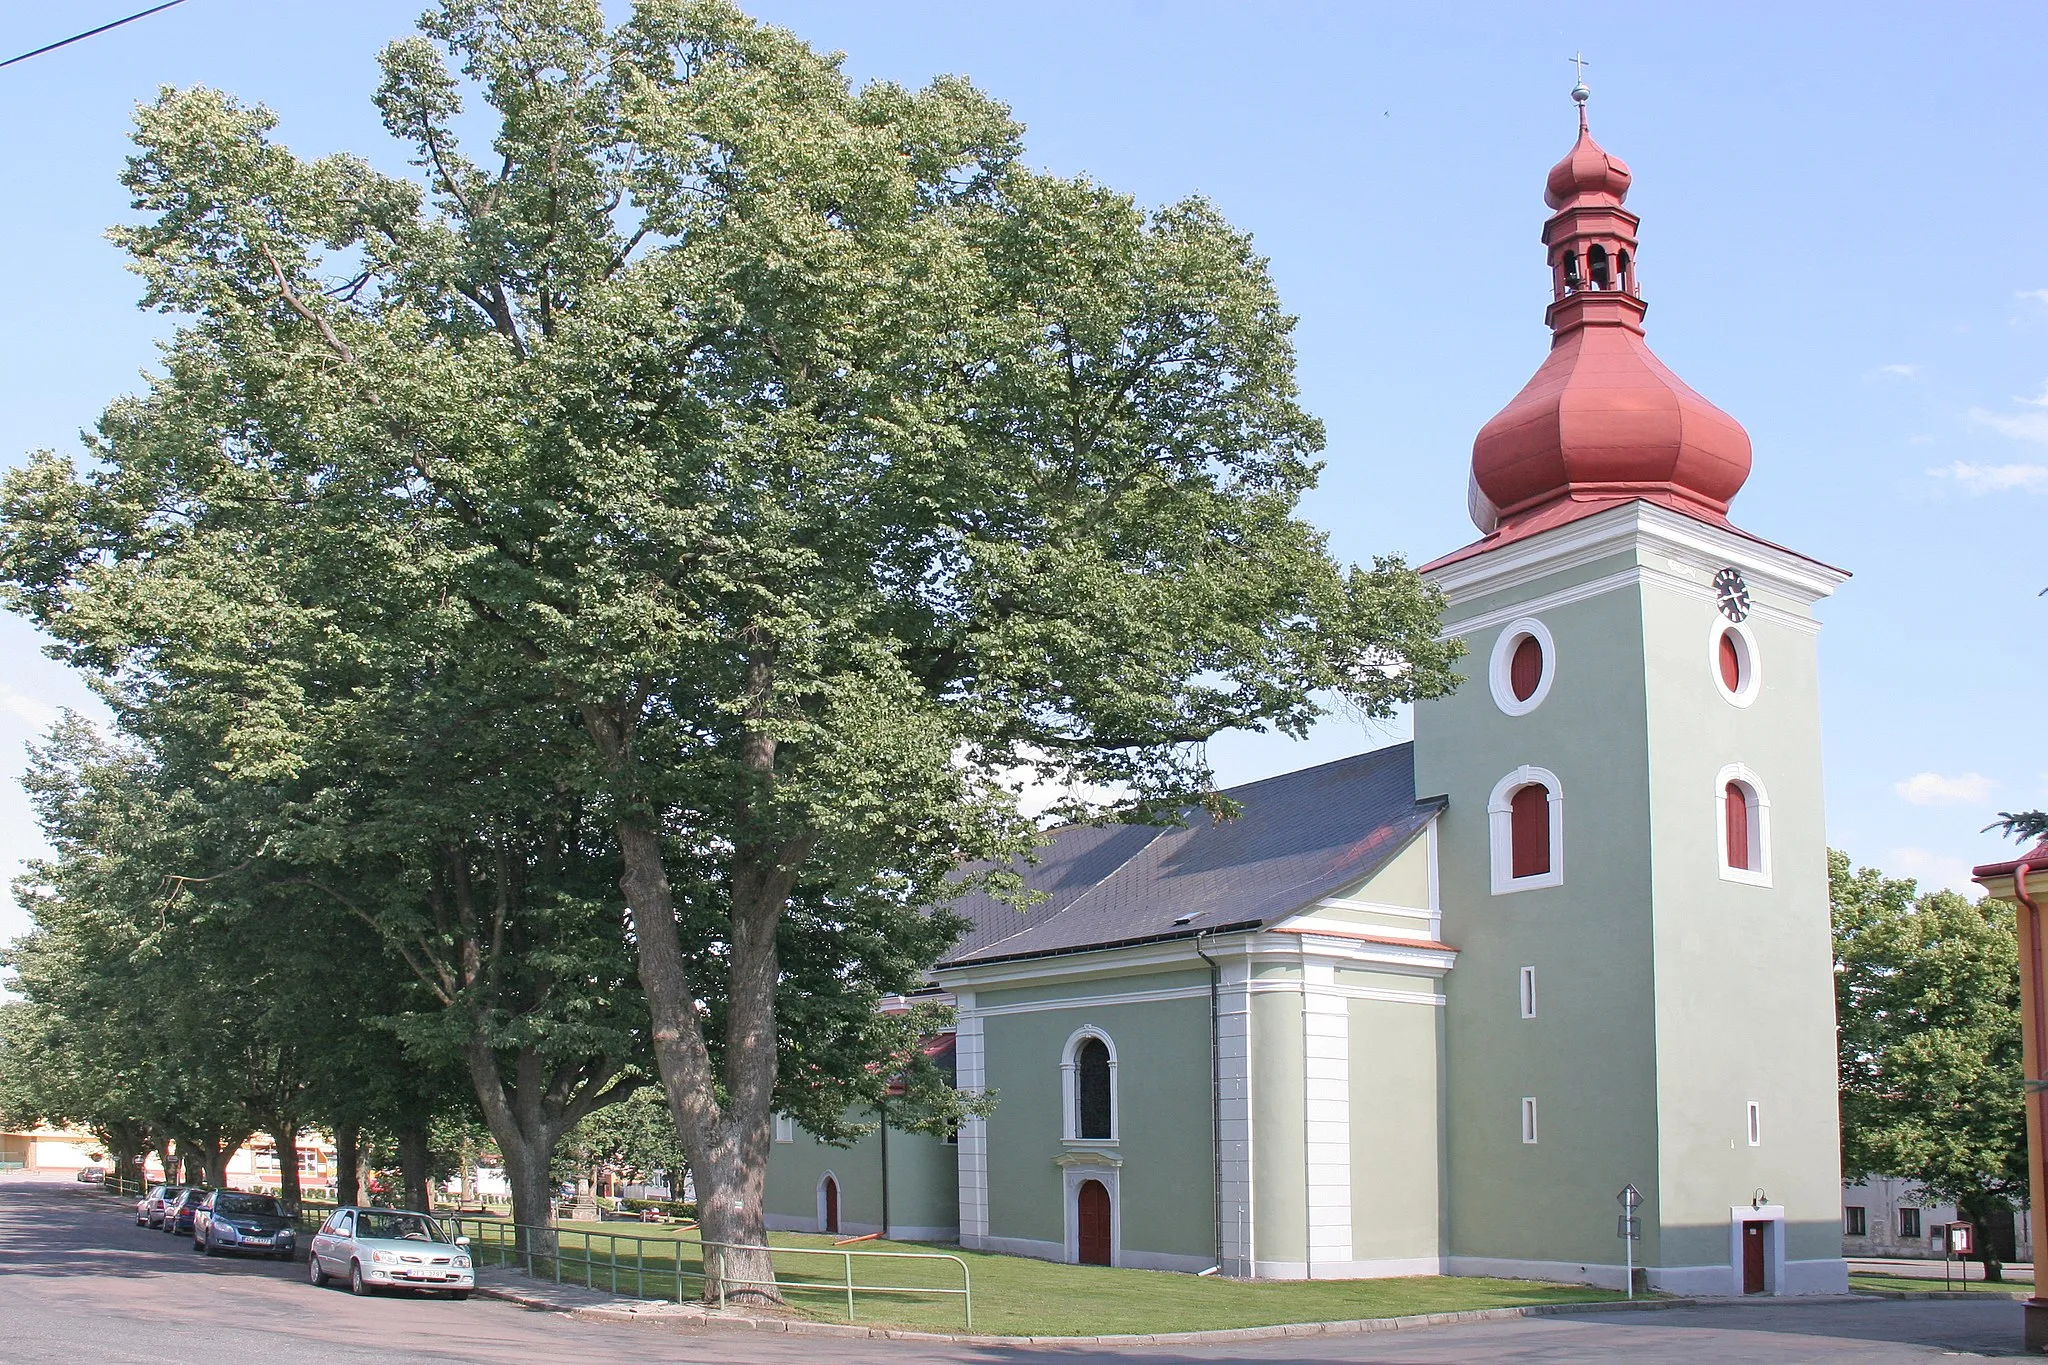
[1510,635,1544,702]
[1718,632,1742,692]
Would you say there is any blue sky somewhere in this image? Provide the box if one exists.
[2,1,2044,944]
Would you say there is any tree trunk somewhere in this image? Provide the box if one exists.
[614,816,790,1303]
[333,1122,361,1206]
[397,1122,431,1213]
[274,1127,303,1210]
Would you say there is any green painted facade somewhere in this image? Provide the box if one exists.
[761,507,1844,1297]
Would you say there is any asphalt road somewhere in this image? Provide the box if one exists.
[0,1175,2034,1362]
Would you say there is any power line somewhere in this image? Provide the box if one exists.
[0,0,188,72]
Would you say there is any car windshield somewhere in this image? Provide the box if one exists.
[355,1212,446,1243]
[216,1193,280,1216]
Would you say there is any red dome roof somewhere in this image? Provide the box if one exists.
[1545,115,1632,209]
[1465,109,1751,536]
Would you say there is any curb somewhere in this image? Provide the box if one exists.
[477,1285,1703,1346]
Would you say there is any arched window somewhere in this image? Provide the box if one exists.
[1076,1038,1111,1140]
[1617,248,1633,293]
[1562,251,1582,291]
[1511,784,1551,877]
[1062,1028,1118,1141]
[1588,244,1611,289]
[1489,767,1564,894]
[1716,765,1772,886]
[1724,782,1751,870]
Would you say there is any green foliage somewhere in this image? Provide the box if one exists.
[0,0,1463,1253]
[1832,849,2026,1233]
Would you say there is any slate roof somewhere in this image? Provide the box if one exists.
[938,743,1441,969]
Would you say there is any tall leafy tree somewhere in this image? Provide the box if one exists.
[0,0,1460,1294]
[1834,850,2027,1278]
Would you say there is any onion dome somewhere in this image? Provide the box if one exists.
[1464,88,1751,538]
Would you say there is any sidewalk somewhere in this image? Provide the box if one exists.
[1850,1256,2034,1285]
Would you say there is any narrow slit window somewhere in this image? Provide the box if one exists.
[1519,966,1537,1019]
[1520,1096,1539,1144]
[1747,1101,1762,1147]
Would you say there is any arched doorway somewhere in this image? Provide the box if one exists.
[821,1174,840,1234]
[1077,1179,1111,1266]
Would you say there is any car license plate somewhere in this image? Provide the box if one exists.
[244,1235,271,1244]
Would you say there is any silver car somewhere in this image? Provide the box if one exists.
[307,1207,474,1298]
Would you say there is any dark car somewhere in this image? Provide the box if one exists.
[162,1188,208,1236]
[193,1189,296,1260]
[137,1184,190,1228]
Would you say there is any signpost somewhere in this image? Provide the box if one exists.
[1616,1184,1643,1299]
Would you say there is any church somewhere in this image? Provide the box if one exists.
[763,87,1851,1297]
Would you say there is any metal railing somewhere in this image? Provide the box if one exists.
[447,1217,972,1330]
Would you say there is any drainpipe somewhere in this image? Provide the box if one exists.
[1194,932,1224,1275]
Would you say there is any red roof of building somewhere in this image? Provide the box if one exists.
[1973,839,2048,882]
[1462,94,1752,552]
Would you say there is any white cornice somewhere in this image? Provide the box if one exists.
[936,926,1455,994]
[1427,502,1848,619]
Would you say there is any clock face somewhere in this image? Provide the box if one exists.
[1713,567,1751,623]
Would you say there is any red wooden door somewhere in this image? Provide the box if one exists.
[823,1176,840,1234]
[1742,1220,1767,1293]
[1077,1180,1111,1266]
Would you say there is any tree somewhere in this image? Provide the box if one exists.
[0,0,1460,1298]
[1833,849,2027,1279]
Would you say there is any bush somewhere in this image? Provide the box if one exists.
[618,1197,696,1219]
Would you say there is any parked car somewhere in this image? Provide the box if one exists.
[74,1166,106,1183]
[137,1185,190,1228]
[162,1188,208,1237]
[193,1189,297,1260]
[308,1207,473,1299]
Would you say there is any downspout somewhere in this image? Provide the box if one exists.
[1194,932,1224,1275]
[879,1098,891,1240]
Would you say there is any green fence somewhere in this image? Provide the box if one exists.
[446,1217,972,1330]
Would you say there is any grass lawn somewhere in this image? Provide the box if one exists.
[1849,1271,2027,1296]
[452,1218,1629,1336]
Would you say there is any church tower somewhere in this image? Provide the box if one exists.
[1414,83,1849,1294]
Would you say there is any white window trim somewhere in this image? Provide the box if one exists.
[1519,966,1537,1020]
[1488,616,1557,717]
[1060,1025,1119,1143]
[1747,1100,1762,1147]
[1710,618,1763,708]
[1520,1096,1540,1145]
[1715,763,1773,886]
[773,1113,795,1144]
[1489,766,1565,894]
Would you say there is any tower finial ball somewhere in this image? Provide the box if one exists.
[1571,81,1590,105]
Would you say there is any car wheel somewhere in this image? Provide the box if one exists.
[350,1261,370,1296]
[309,1255,328,1288]
[199,1231,214,1255]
